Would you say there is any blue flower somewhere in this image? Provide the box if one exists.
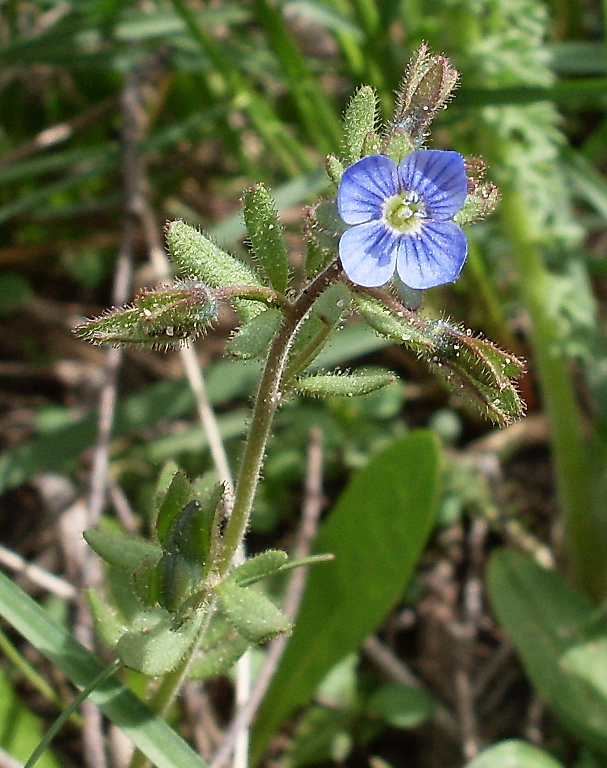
[337,150,469,289]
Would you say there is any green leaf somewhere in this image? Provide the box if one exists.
[464,740,565,768]
[243,184,290,293]
[295,369,396,397]
[84,529,162,572]
[166,220,265,321]
[353,292,525,425]
[215,581,291,643]
[155,470,195,545]
[285,282,351,380]
[252,431,440,758]
[158,498,216,611]
[342,85,378,165]
[366,684,433,730]
[488,549,607,755]
[226,308,283,359]
[116,607,205,676]
[226,550,289,587]
[188,616,251,679]
[0,572,210,768]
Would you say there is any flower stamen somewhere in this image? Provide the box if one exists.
[383,191,426,234]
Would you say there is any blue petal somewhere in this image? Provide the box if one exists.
[339,220,397,287]
[338,155,399,225]
[395,220,468,289]
[398,150,467,220]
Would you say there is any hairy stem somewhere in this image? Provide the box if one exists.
[216,260,342,575]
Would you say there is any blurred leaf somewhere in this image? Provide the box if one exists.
[84,529,161,572]
[0,669,62,768]
[464,740,565,768]
[488,549,607,755]
[252,431,440,758]
[366,683,433,730]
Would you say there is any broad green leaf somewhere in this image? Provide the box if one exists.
[464,740,565,768]
[0,572,210,768]
[252,431,440,758]
[215,582,291,643]
[84,529,161,572]
[488,549,607,755]
[243,185,290,292]
[0,669,61,768]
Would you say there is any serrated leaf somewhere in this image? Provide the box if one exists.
[295,370,396,397]
[166,220,265,321]
[243,184,290,293]
[342,85,378,165]
[225,550,289,587]
[488,549,607,756]
[155,470,194,545]
[215,581,291,643]
[84,529,162,572]
[116,607,205,676]
[366,684,433,729]
[464,740,565,768]
[87,589,126,648]
[226,308,282,359]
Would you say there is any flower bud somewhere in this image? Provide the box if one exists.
[391,43,459,145]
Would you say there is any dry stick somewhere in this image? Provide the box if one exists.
[211,427,326,768]
[450,517,488,761]
[0,544,77,601]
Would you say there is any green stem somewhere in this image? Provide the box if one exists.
[500,183,607,599]
[217,260,343,574]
